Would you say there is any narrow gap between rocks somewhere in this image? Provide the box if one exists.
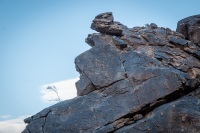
[106,82,199,133]
[154,57,187,73]
[117,51,141,105]
[183,50,200,60]
[168,40,200,61]
[26,128,31,133]
[77,62,127,92]
[41,110,51,133]
[100,79,125,90]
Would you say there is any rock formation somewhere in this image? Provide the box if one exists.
[22,13,200,133]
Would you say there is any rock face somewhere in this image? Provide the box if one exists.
[177,15,200,45]
[23,13,200,133]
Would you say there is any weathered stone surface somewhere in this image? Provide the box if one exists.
[177,14,200,45]
[75,44,125,88]
[75,73,95,96]
[23,13,200,133]
[149,23,158,29]
[21,129,30,133]
[113,36,128,49]
[24,117,32,124]
[85,33,114,47]
[91,12,123,35]
[115,97,200,133]
[168,35,188,46]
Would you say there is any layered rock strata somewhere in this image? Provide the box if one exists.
[23,13,200,133]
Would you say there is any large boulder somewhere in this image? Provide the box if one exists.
[22,13,200,133]
[91,12,123,36]
[177,14,200,46]
[176,15,200,63]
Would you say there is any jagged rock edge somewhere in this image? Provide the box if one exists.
[95,81,200,132]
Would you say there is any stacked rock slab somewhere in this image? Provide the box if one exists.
[23,13,200,133]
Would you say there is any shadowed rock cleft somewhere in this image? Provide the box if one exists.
[23,13,200,133]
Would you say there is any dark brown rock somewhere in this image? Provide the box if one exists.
[75,44,125,89]
[168,35,188,46]
[115,97,200,133]
[91,12,123,35]
[24,117,32,124]
[75,73,95,96]
[23,13,200,133]
[177,14,200,46]
[85,33,114,47]
[149,23,158,29]
[113,36,128,49]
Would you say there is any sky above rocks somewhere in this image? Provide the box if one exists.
[0,0,200,132]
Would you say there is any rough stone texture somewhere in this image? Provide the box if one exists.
[91,12,123,36]
[177,14,200,46]
[23,13,200,133]
[176,15,200,61]
[75,73,95,96]
[115,97,200,133]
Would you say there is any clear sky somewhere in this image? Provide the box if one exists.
[0,0,200,131]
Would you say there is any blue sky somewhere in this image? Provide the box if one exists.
[0,0,200,129]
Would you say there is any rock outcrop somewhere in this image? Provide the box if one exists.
[22,13,200,133]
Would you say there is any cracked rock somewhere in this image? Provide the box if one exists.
[115,97,200,133]
[113,36,128,49]
[85,33,114,47]
[23,13,200,133]
[75,44,125,88]
[76,73,95,96]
